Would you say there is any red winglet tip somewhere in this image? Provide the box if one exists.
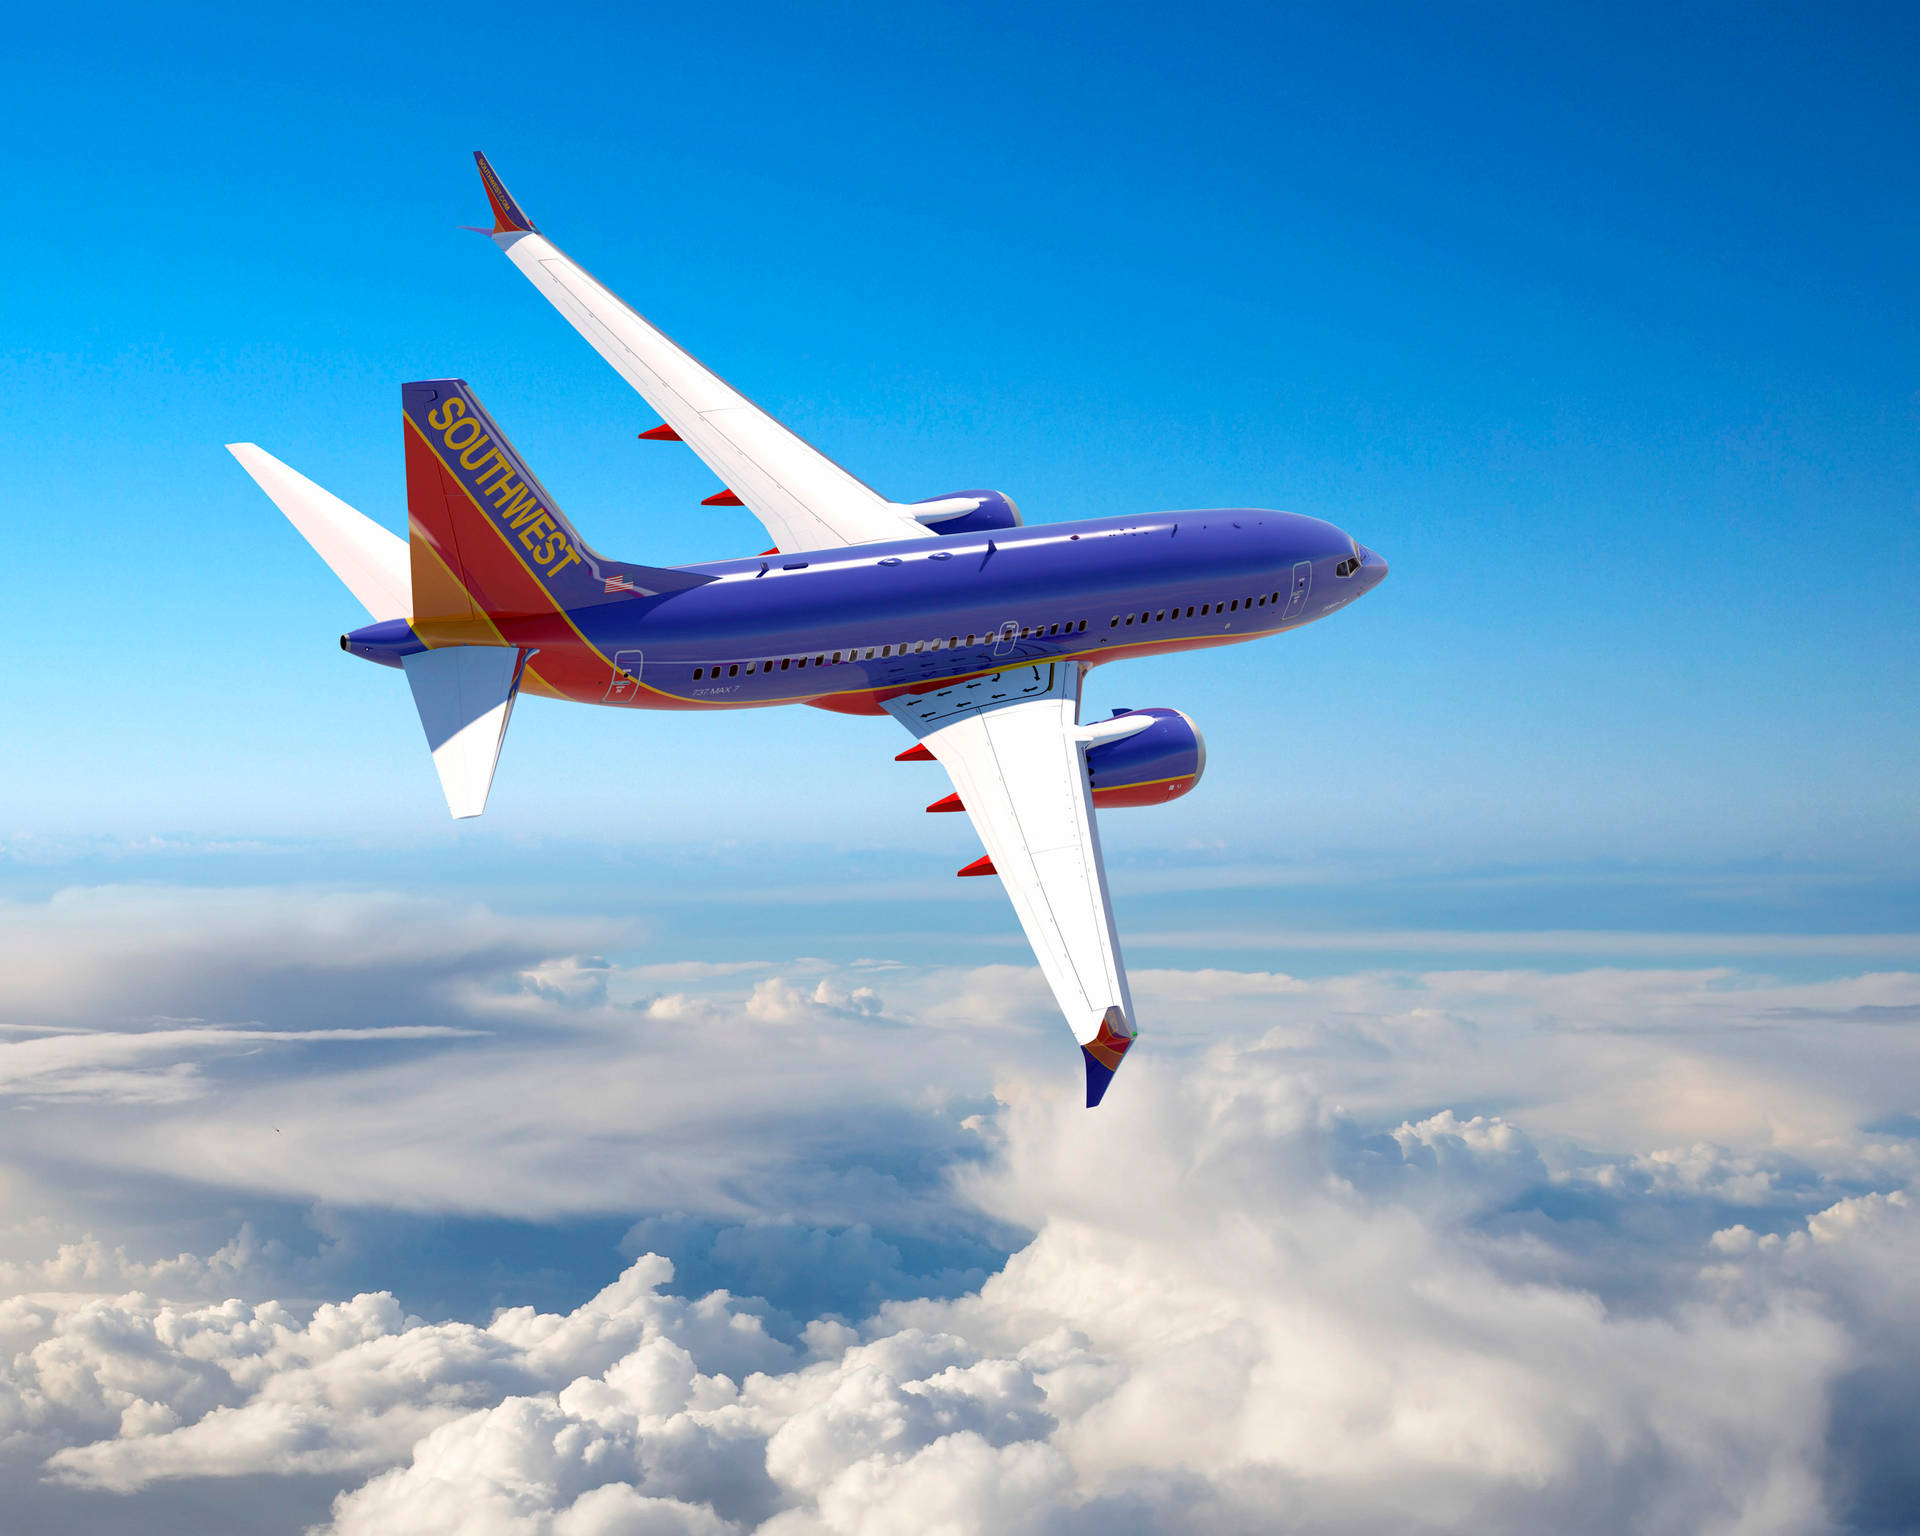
[701,489,744,506]
[957,855,996,877]
[895,743,935,762]
[638,424,682,441]
[473,152,537,235]
[1083,1007,1135,1070]
[926,793,964,813]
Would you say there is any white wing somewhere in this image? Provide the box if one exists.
[474,154,939,556]
[883,664,1147,1103]
[226,444,410,621]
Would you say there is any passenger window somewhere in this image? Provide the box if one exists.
[1155,610,1165,622]
[1185,606,1194,618]
[1110,617,1120,627]
[745,662,756,673]
[1077,620,1087,632]
[728,664,739,677]
[693,668,703,679]
[1200,604,1209,615]
[864,648,875,660]
[1125,615,1135,626]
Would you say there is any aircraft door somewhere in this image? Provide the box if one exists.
[605,649,645,705]
[1283,560,1313,619]
[992,620,1020,658]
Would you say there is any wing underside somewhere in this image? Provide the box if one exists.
[474,153,937,555]
[883,664,1139,1105]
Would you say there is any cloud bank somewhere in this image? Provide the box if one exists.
[1,886,1917,1532]
[4,1055,1917,1532]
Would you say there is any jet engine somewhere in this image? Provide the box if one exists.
[1086,708,1206,807]
[911,489,1024,537]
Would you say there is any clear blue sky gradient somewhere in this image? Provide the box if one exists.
[4,2,1915,890]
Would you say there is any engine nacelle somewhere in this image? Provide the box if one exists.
[912,489,1023,537]
[1086,708,1205,808]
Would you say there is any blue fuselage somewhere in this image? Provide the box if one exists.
[347,508,1387,712]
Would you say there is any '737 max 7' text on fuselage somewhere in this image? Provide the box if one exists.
[227,152,1388,1106]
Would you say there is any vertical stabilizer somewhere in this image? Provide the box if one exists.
[401,646,528,818]
[400,379,709,651]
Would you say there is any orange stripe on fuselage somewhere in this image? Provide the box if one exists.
[403,436,1301,716]
[404,414,674,705]
[407,534,564,699]
[799,629,1277,715]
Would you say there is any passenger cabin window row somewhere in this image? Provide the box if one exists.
[689,618,1091,681]
[1109,591,1286,629]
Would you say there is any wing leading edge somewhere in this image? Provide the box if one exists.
[472,153,938,555]
[882,664,1143,1106]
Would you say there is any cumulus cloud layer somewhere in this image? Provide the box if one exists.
[2,1049,1917,1532]
[2,887,1918,1532]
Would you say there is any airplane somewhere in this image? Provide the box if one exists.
[227,153,1388,1108]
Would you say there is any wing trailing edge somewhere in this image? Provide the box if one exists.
[883,663,1140,1104]
[470,152,941,554]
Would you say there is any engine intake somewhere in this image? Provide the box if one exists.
[1086,708,1205,807]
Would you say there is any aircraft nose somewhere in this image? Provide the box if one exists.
[1356,544,1388,590]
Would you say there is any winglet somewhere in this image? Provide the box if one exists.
[474,152,537,235]
[1080,1006,1135,1108]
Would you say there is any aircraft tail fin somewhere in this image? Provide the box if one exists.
[401,379,709,644]
[226,444,411,621]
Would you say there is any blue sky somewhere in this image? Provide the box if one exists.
[4,7,1920,1532]
[5,0,1915,892]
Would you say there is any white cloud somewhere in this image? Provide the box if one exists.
[3,1044,1912,1533]
[4,886,1920,1531]
[4,888,1917,1228]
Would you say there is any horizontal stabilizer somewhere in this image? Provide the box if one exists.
[401,646,528,819]
[227,444,411,621]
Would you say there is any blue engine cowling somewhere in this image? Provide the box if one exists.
[913,489,1023,537]
[1086,708,1206,807]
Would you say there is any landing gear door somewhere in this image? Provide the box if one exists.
[605,649,645,705]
